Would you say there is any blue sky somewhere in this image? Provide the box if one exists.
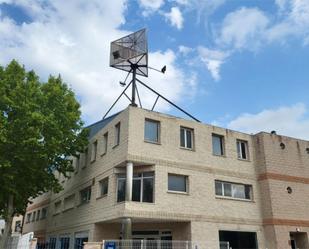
[0,0,309,139]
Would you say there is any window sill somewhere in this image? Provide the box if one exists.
[237,158,251,162]
[81,166,86,169]
[180,147,194,152]
[90,159,96,164]
[100,152,107,157]
[167,190,189,195]
[131,200,155,204]
[96,194,108,200]
[144,140,161,145]
[113,144,119,149]
[53,212,61,216]
[212,153,226,158]
[215,195,253,202]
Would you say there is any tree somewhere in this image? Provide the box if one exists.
[0,60,88,248]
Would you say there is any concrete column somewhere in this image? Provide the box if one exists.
[126,161,133,201]
[123,162,133,240]
[121,217,132,240]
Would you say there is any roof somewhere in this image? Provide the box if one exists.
[86,111,121,139]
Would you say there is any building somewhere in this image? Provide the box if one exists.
[22,106,309,249]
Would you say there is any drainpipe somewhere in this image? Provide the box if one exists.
[122,161,133,240]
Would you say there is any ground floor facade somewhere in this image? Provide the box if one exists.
[39,220,267,249]
[34,219,309,249]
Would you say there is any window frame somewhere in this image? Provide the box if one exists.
[41,207,48,220]
[114,122,121,147]
[54,201,62,214]
[31,211,36,222]
[102,132,108,156]
[26,213,31,223]
[36,210,40,221]
[79,186,92,205]
[90,140,98,163]
[117,172,155,203]
[167,173,189,194]
[180,127,194,150]
[236,139,249,160]
[212,134,225,156]
[82,148,88,169]
[99,177,109,198]
[215,180,253,201]
[14,220,21,232]
[144,119,160,144]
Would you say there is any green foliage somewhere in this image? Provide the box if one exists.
[0,60,88,218]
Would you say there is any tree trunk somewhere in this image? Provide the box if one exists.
[0,195,14,249]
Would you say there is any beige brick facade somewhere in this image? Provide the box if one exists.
[22,106,309,249]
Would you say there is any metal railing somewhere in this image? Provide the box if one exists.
[103,240,194,249]
[101,240,257,249]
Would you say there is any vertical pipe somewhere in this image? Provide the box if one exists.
[126,161,133,201]
[122,162,133,241]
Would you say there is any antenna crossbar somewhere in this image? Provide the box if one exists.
[136,78,200,122]
[102,80,132,120]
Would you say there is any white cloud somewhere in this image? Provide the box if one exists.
[267,0,309,42]
[138,0,164,16]
[164,7,184,30]
[197,46,229,81]
[227,103,309,140]
[275,0,289,11]
[218,7,270,51]
[173,0,226,23]
[178,45,193,55]
[0,0,191,124]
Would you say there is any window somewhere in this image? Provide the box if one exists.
[80,186,91,204]
[54,201,62,214]
[41,207,47,220]
[64,194,75,210]
[74,234,88,249]
[83,148,88,168]
[180,127,193,149]
[212,134,224,156]
[117,175,126,202]
[36,210,40,221]
[91,141,97,162]
[49,238,57,249]
[99,177,109,197]
[117,172,154,203]
[115,122,121,146]
[60,237,70,249]
[237,140,249,160]
[144,119,160,143]
[32,211,36,222]
[102,132,108,155]
[168,174,188,193]
[14,220,21,232]
[26,213,31,223]
[215,180,252,200]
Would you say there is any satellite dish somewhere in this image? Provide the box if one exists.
[110,28,148,77]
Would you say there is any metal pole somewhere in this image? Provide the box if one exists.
[131,66,137,107]
[136,78,201,122]
[102,81,132,119]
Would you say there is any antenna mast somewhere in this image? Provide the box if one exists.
[105,28,200,122]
